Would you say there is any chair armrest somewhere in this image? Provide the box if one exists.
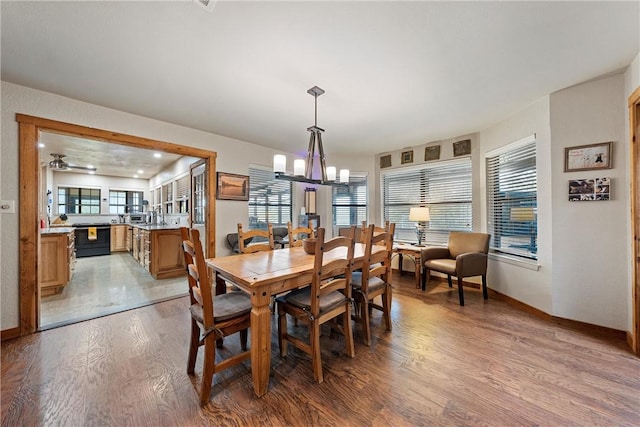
[420,247,451,262]
[455,252,488,277]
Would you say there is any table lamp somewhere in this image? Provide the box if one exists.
[409,207,430,246]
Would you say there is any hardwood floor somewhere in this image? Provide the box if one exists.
[3,275,639,426]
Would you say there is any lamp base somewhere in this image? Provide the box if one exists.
[414,244,426,247]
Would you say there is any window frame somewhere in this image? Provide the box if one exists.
[485,134,538,260]
[381,158,472,246]
[57,185,101,215]
[332,173,367,236]
[108,189,145,214]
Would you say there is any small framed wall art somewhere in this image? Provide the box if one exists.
[380,154,392,169]
[216,172,249,201]
[424,145,441,161]
[401,150,414,164]
[564,141,612,172]
[453,139,471,157]
[568,177,610,201]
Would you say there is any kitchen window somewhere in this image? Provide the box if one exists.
[109,190,144,214]
[58,186,101,215]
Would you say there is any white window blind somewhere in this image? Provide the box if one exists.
[332,174,367,236]
[249,167,293,228]
[382,159,472,246]
[486,135,537,259]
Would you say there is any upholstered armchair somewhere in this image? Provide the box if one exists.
[420,232,491,306]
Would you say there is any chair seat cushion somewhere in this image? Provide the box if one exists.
[276,286,347,314]
[190,291,252,324]
[351,272,386,293]
[425,258,456,275]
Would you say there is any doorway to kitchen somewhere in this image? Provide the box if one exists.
[17,114,218,336]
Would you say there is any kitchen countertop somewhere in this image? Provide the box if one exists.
[41,227,74,235]
[129,224,181,231]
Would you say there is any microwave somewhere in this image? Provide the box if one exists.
[129,214,145,223]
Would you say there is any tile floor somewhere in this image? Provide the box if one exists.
[40,252,187,329]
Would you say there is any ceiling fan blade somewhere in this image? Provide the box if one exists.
[67,164,97,171]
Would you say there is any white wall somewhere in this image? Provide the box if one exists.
[550,74,629,330]
[479,96,554,314]
[0,81,372,330]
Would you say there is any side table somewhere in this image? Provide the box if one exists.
[393,244,424,289]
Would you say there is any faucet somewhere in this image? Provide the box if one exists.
[156,206,166,226]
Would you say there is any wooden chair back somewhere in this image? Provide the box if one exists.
[359,223,395,293]
[180,227,199,306]
[286,221,315,247]
[237,223,275,253]
[308,227,356,317]
[184,228,214,328]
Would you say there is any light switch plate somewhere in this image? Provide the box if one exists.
[0,200,16,214]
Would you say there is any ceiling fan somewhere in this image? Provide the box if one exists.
[48,154,97,172]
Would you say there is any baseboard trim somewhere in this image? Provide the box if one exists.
[490,289,627,342]
[1,327,21,341]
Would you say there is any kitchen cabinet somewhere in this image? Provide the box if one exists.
[40,228,75,297]
[129,225,184,279]
[110,224,128,252]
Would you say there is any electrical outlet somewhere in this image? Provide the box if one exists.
[0,200,16,214]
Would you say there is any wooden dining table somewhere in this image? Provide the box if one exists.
[205,242,379,397]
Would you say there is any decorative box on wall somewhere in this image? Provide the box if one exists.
[298,214,320,231]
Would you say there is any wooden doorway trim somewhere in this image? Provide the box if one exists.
[17,114,217,336]
[629,86,640,355]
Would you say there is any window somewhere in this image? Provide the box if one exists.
[162,182,173,214]
[248,167,292,228]
[109,190,144,214]
[382,159,472,246]
[175,174,190,213]
[486,134,537,259]
[332,174,367,236]
[58,186,100,215]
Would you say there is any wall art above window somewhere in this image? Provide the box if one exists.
[401,150,413,164]
[424,145,441,161]
[380,154,392,169]
[453,139,471,157]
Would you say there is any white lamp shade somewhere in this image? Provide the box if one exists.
[409,207,430,222]
[273,154,286,173]
[339,169,350,183]
[293,159,305,176]
[326,166,337,181]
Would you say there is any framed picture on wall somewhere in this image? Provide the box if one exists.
[216,172,249,201]
[564,141,612,172]
[401,150,413,164]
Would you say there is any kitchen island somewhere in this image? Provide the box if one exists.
[130,224,185,279]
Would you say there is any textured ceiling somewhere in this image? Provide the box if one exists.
[2,1,638,176]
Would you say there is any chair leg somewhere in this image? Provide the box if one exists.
[360,294,372,346]
[240,328,248,351]
[447,275,453,288]
[310,319,323,383]
[187,319,200,375]
[482,275,488,300]
[457,276,465,306]
[343,303,355,358]
[277,305,288,357]
[382,284,392,331]
[200,334,216,406]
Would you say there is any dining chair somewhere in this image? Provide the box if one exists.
[181,227,252,406]
[237,223,275,253]
[351,223,395,346]
[276,226,356,383]
[420,231,491,306]
[286,221,315,247]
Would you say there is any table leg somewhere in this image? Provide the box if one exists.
[398,253,404,276]
[250,288,272,397]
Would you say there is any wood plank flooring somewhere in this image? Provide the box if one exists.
[3,275,639,426]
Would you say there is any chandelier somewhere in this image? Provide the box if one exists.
[273,86,349,186]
